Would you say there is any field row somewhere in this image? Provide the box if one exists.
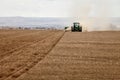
[16,31,120,80]
[0,30,56,58]
[0,30,64,80]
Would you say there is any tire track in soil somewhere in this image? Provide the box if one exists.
[0,31,41,56]
[0,31,45,54]
[0,32,56,80]
[1,31,65,80]
[0,31,55,61]
[10,31,120,80]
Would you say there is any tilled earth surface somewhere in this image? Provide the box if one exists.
[0,30,64,80]
[16,31,120,80]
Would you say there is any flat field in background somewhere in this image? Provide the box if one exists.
[0,30,120,80]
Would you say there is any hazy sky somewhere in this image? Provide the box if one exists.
[0,0,120,17]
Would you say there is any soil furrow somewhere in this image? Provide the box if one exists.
[0,30,64,80]
[0,31,55,61]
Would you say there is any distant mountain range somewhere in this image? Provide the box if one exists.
[0,17,74,29]
[0,17,120,31]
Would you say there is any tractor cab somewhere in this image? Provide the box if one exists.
[71,22,82,32]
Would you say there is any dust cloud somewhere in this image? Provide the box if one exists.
[70,0,119,31]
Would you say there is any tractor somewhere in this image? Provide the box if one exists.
[71,22,82,32]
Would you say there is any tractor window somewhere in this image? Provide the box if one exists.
[74,23,79,27]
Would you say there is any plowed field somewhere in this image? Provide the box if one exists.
[17,31,120,80]
[0,30,120,80]
[0,30,64,80]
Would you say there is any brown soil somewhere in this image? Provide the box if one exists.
[0,30,64,80]
[0,30,120,80]
[16,31,120,80]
